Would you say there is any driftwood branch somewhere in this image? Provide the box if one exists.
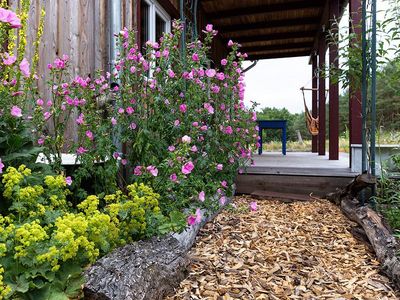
[327,174,400,290]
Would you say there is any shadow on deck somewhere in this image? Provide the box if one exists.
[236,152,358,197]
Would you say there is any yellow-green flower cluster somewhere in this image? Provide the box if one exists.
[0,266,11,299]
[14,220,48,258]
[1,166,25,198]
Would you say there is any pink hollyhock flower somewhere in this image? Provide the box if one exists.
[216,72,225,81]
[221,58,227,66]
[199,191,205,202]
[205,24,213,32]
[192,121,199,127]
[43,111,51,120]
[182,135,191,143]
[204,103,214,114]
[76,146,88,155]
[36,99,44,106]
[250,201,258,211]
[130,66,136,73]
[129,122,137,130]
[54,58,65,69]
[216,164,223,171]
[228,40,234,47]
[10,106,22,118]
[191,145,198,152]
[86,130,94,140]
[76,113,85,125]
[221,180,228,188]
[179,104,187,113]
[170,173,177,182]
[224,126,233,135]
[187,208,202,226]
[0,158,4,174]
[205,69,216,78]
[19,58,30,77]
[126,106,134,114]
[174,119,180,126]
[168,145,175,152]
[65,176,72,186]
[118,107,125,114]
[134,166,142,176]
[251,111,257,121]
[200,125,208,131]
[211,85,220,94]
[38,137,45,145]
[147,165,158,177]
[2,53,16,65]
[47,100,53,107]
[192,53,199,62]
[182,161,194,175]
[121,159,128,166]
[219,196,227,205]
[162,49,169,57]
[167,69,175,78]
[111,117,117,125]
[0,8,21,28]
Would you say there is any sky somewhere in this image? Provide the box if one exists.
[243,1,390,114]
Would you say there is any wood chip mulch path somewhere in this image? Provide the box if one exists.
[166,196,399,300]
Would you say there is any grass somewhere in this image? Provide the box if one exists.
[262,130,400,153]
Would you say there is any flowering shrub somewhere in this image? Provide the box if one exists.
[112,21,258,215]
[0,165,169,298]
[0,2,44,168]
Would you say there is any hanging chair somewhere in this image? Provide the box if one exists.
[301,87,319,136]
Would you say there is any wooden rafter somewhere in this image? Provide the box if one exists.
[207,1,324,20]
[246,50,310,60]
[216,17,320,34]
[228,30,314,43]
[241,42,313,54]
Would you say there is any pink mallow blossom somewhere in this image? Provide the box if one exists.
[205,69,216,78]
[179,104,187,113]
[134,166,142,176]
[0,158,4,174]
[10,106,22,118]
[65,176,72,186]
[86,130,94,140]
[199,191,205,202]
[216,164,223,171]
[2,53,16,65]
[182,161,194,175]
[182,135,191,143]
[204,103,214,114]
[250,201,258,211]
[0,8,22,28]
[19,58,30,77]
[187,208,202,226]
[76,113,85,125]
[170,173,177,182]
[147,165,158,177]
[76,146,88,155]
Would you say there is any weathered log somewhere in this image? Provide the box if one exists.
[327,174,400,290]
[83,194,233,300]
[83,235,190,300]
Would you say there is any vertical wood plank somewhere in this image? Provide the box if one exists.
[311,54,318,153]
[318,36,326,156]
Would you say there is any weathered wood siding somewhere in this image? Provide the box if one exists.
[9,0,139,81]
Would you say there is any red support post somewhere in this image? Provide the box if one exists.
[312,54,318,153]
[318,36,326,156]
[349,0,363,167]
[329,0,339,160]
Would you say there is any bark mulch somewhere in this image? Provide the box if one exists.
[166,196,399,300]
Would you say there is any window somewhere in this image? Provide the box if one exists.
[140,0,171,50]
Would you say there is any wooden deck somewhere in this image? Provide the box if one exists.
[236,152,357,197]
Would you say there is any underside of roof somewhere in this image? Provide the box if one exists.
[200,0,348,60]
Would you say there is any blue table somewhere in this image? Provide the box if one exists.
[257,120,287,155]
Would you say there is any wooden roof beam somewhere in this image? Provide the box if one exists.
[246,51,310,60]
[207,1,324,20]
[228,30,314,43]
[241,42,313,53]
[217,17,320,34]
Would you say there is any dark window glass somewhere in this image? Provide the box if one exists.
[140,0,150,50]
[155,13,166,41]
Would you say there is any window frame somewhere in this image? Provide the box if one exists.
[141,0,171,43]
